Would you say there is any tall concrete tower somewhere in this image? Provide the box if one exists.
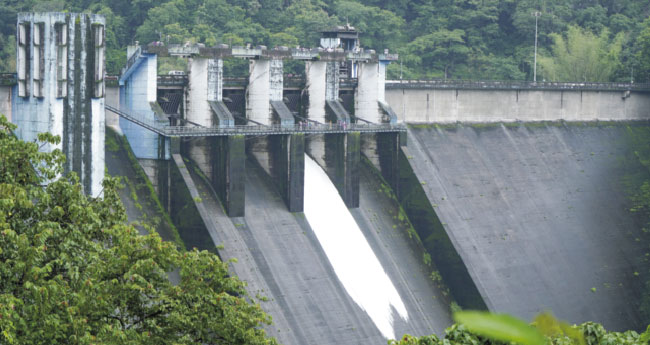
[13,12,106,197]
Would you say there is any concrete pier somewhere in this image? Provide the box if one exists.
[212,136,246,216]
[306,61,327,123]
[361,132,402,197]
[247,59,271,125]
[270,133,305,212]
[326,132,360,208]
[356,62,380,123]
[185,55,245,216]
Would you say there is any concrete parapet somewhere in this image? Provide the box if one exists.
[385,87,650,123]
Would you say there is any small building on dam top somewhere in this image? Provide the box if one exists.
[3,11,650,342]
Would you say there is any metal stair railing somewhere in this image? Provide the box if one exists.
[105,105,168,136]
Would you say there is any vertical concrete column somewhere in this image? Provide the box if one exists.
[186,57,217,181]
[355,62,381,123]
[187,57,212,126]
[270,133,305,212]
[324,132,360,208]
[377,132,400,194]
[270,59,283,102]
[212,135,246,217]
[13,12,106,197]
[247,59,271,125]
[306,61,326,123]
[378,61,387,103]
[120,52,167,160]
[326,61,340,101]
[208,58,223,102]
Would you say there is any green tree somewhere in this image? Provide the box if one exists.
[389,311,650,345]
[538,25,624,82]
[400,29,470,79]
[635,18,650,83]
[0,114,277,345]
[333,1,404,50]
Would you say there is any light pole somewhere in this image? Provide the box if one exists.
[532,11,541,82]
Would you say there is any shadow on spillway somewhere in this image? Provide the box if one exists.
[172,152,453,344]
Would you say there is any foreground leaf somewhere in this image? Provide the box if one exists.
[453,311,547,345]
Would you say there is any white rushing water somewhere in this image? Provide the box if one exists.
[303,155,409,339]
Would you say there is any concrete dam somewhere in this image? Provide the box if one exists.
[6,12,650,343]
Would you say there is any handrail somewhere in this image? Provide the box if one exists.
[157,74,188,86]
[105,104,405,137]
[124,46,142,74]
[386,79,650,91]
[0,73,16,86]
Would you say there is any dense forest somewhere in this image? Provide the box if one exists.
[1,0,650,82]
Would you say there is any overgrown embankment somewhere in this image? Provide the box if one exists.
[105,127,183,248]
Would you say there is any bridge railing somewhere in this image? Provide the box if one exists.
[163,121,405,136]
[105,105,170,135]
[123,46,142,75]
[158,74,188,86]
[386,79,650,91]
[0,73,16,86]
[107,104,405,137]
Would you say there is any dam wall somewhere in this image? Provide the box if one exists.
[403,123,648,331]
[12,80,650,131]
[386,81,650,123]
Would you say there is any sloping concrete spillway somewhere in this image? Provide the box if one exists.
[404,123,647,331]
[172,153,452,344]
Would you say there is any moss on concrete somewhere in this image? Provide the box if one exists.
[396,146,487,310]
[105,127,184,249]
[361,156,456,308]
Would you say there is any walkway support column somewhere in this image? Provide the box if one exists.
[212,135,246,217]
[324,131,360,208]
[187,56,244,217]
[272,59,305,211]
[270,133,305,212]
[357,58,402,194]
[306,59,359,207]
[186,57,214,178]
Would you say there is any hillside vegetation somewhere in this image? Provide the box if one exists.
[1,0,650,82]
